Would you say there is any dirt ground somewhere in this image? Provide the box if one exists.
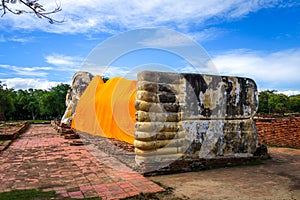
[148,147,300,200]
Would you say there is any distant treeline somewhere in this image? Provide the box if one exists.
[0,81,70,120]
[258,90,300,114]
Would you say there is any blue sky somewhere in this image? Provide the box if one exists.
[0,0,300,95]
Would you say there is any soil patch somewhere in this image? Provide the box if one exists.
[150,147,300,200]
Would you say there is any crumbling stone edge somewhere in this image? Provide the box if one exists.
[51,120,84,146]
[0,122,30,152]
[142,152,269,176]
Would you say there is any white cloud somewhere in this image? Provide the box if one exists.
[101,66,131,78]
[81,63,133,79]
[0,35,32,43]
[139,29,194,47]
[211,48,300,90]
[212,48,300,80]
[46,54,75,66]
[188,28,227,43]
[0,64,51,77]
[1,0,296,34]
[45,54,83,71]
[276,90,300,96]
[9,36,33,43]
[3,78,65,90]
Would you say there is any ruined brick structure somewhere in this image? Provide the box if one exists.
[134,71,258,170]
[255,116,300,149]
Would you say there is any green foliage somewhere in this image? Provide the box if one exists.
[0,189,103,200]
[268,93,288,114]
[49,84,71,117]
[258,90,300,114]
[0,83,70,120]
[102,76,110,83]
[0,81,15,120]
[0,189,56,200]
[257,90,274,113]
[288,95,300,113]
[25,119,51,123]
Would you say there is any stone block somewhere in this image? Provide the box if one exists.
[135,71,258,170]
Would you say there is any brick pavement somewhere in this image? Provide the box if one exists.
[0,124,164,199]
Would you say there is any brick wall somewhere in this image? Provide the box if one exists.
[255,116,300,149]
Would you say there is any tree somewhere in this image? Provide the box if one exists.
[287,95,300,113]
[257,90,300,114]
[39,84,70,119]
[258,90,276,113]
[268,93,288,114]
[23,88,43,120]
[49,84,70,118]
[0,81,15,120]
[103,76,110,83]
[0,83,70,120]
[1,0,62,23]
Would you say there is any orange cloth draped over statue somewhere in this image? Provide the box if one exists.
[71,75,137,144]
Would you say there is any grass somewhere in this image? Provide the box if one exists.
[21,120,51,123]
[0,189,103,200]
[26,120,51,124]
[0,189,56,200]
[6,120,51,124]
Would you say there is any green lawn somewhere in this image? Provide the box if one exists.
[26,120,51,123]
[0,189,55,200]
[0,189,102,200]
[6,120,51,124]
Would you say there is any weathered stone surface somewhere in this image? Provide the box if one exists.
[137,81,180,94]
[61,71,94,126]
[134,100,180,113]
[134,70,258,169]
[135,111,179,122]
[135,122,179,132]
[182,73,258,119]
[181,119,257,158]
[135,147,186,155]
[134,138,185,150]
[134,131,185,141]
[137,71,182,84]
[136,91,158,102]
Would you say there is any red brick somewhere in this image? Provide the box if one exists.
[68,191,84,199]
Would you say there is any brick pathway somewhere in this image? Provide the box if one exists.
[0,124,164,199]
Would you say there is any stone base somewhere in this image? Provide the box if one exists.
[141,155,265,176]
